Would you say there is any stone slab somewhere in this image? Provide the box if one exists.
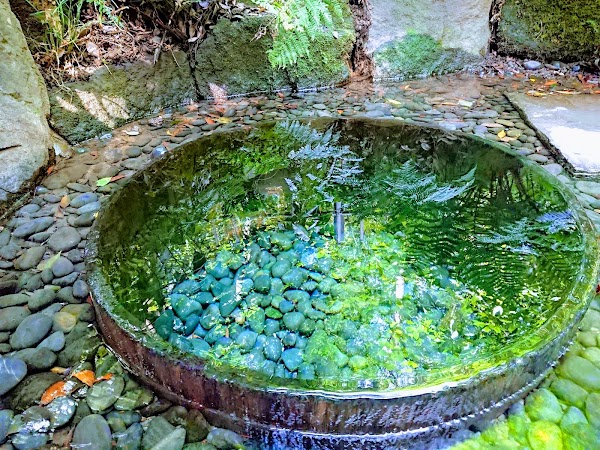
[508,93,600,177]
[0,1,51,204]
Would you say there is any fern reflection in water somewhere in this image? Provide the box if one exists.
[99,119,587,390]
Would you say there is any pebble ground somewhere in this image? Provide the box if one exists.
[1,72,599,450]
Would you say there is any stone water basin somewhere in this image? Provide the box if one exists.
[86,119,599,449]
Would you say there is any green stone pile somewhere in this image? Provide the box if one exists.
[153,224,503,387]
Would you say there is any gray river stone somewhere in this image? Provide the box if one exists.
[0,357,27,395]
[87,376,125,412]
[12,217,54,239]
[0,306,30,331]
[47,227,81,252]
[27,289,56,312]
[46,396,77,428]
[72,414,112,450]
[14,246,46,271]
[9,313,53,350]
[70,192,97,208]
[0,293,29,308]
[37,331,65,352]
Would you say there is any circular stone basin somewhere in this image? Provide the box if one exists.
[87,119,599,448]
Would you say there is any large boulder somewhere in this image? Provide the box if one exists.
[368,0,493,79]
[496,0,600,63]
[48,50,196,143]
[0,0,51,205]
[193,14,354,98]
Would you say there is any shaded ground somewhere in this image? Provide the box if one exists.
[1,72,600,449]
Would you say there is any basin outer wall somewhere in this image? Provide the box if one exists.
[91,276,579,448]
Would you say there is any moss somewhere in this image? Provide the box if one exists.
[373,33,479,80]
[497,0,600,62]
[49,51,195,143]
[285,4,354,88]
[193,16,291,98]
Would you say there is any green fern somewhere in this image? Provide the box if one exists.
[252,0,348,68]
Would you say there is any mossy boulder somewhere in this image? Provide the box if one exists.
[525,388,564,423]
[373,33,480,79]
[193,16,289,98]
[48,51,196,143]
[527,420,563,450]
[368,0,492,79]
[193,15,353,97]
[496,0,600,63]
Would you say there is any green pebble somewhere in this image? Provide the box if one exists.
[283,312,305,331]
[171,294,201,320]
[270,232,293,250]
[269,278,285,295]
[271,260,291,278]
[349,355,368,370]
[317,277,338,294]
[284,289,310,304]
[560,406,588,428]
[235,330,258,352]
[550,378,588,409]
[281,348,304,371]
[154,310,174,340]
[205,260,231,279]
[281,268,306,288]
[581,347,600,369]
[263,336,283,361]
[561,422,600,450]
[265,307,283,319]
[298,318,316,336]
[556,355,600,391]
[247,309,266,333]
[253,274,272,293]
[585,392,600,427]
[527,420,563,450]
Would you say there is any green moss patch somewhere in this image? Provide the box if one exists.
[373,33,479,80]
[497,0,600,63]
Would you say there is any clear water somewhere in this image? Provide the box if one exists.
[97,119,588,391]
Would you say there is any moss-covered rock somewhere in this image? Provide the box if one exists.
[525,388,564,423]
[368,0,491,79]
[193,15,352,97]
[496,0,600,63]
[193,16,290,98]
[48,51,195,143]
[373,33,480,80]
[285,4,354,88]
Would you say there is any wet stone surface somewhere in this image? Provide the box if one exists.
[0,73,598,449]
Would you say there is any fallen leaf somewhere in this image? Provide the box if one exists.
[96,177,112,187]
[50,367,69,375]
[497,130,506,139]
[555,90,581,95]
[544,80,558,86]
[337,109,344,114]
[95,373,113,382]
[86,42,100,58]
[37,252,62,271]
[41,381,68,405]
[385,99,402,106]
[110,174,125,183]
[216,117,231,124]
[205,117,215,125]
[59,195,70,208]
[46,165,55,175]
[73,370,95,387]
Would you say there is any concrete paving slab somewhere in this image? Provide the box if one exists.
[507,93,600,177]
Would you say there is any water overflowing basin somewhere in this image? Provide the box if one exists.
[86,119,599,449]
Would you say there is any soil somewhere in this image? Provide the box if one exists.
[8,0,177,87]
